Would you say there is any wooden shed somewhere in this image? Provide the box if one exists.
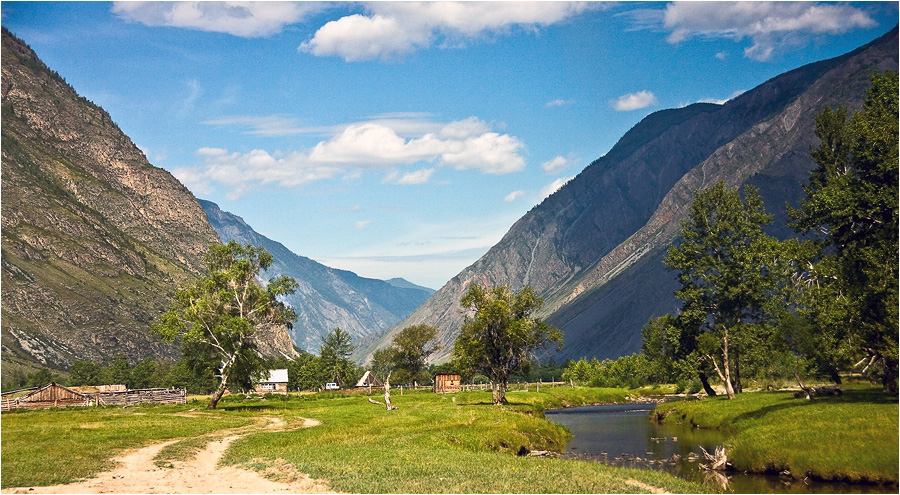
[434,373,461,394]
[355,371,383,389]
[255,369,289,393]
[2,383,90,410]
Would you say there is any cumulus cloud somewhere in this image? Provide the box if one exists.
[178,116,526,197]
[661,1,877,61]
[693,89,747,106]
[541,155,573,174]
[540,176,574,200]
[397,168,435,185]
[504,190,525,202]
[611,90,657,111]
[111,1,322,37]
[300,1,596,61]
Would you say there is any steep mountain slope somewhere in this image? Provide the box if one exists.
[360,27,899,364]
[1,27,220,375]
[200,200,433,352]
[0,28,303,379]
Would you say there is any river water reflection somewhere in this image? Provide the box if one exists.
[545,402,892,494]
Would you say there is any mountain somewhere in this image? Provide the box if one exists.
[200,200,433,352]
[0,27,219,377]
[0,28,300,382]
[359,27,899,364]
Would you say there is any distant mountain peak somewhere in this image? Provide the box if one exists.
[199,200,432,353]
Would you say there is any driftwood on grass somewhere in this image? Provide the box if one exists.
[368,372,398,410]
[793,372,843,399]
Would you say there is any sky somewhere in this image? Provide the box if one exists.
[2,1,897,289]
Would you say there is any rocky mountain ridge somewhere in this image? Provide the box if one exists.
[201,200,433,353]
[0,28,295,379]
[359,26,899,364]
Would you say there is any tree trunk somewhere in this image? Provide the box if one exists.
[383,372,397,410]
[698,372,717,396]
[207,363,231,410]
[883,356,898,394]
[708,335,736,400]
[492,378,508,405]
[721,328,736,400]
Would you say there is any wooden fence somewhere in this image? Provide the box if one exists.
[94,388,186,406]
[1,384,186,411]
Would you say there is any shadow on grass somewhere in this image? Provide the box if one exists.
[732,388,897,423]
[221,404,279,412]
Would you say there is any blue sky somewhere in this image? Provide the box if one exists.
[2,1,897,289]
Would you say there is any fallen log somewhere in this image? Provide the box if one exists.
[699,445,730,471]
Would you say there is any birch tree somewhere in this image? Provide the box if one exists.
[453,283,562,405]
[664,183,778,399]
[153,241,298,409]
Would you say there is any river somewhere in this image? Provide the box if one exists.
[544,402,892,494]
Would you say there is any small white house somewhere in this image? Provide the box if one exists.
[256,369,289,394]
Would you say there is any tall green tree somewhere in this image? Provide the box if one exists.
[453,283,563,405]
[386,324,442,385]
[152,241,298,409]
[664,182,782,399]
[319,328,356,386]
[789,71,899,392]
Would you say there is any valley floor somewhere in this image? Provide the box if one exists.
[1,415,333,494]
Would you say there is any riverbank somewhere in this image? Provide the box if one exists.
[2,387,708,493]
[651,387,899,486]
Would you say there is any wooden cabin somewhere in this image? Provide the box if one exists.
[255,369,289,394]
[355,371,383,389]
[1,383,90,410]
[434,373,461,394]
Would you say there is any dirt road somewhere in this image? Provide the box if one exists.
[2,416,336,494]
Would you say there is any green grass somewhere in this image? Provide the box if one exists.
[653,387,899,483]
[222,389,706,493]
[0,401,253,487]
[1,387,707,493]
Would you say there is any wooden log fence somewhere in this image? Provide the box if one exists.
[1,384,186,411]
[94,388,186,407]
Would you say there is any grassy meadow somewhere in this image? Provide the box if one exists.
[653,386,899,484]
[2,387,707,493]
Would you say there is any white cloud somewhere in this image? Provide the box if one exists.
[179,116,526,197]
[300,1,596,61]
[541,155,572,174]
[540,176,574,200]
[689,89,747,106]
[355,220,372,230]
[504,190,525,202]
[545,98,574,108]
[715,51,727,60]
[397,168,435,185]
[611,90,657,111]
[111,1,321,37]
[661,1,877,61]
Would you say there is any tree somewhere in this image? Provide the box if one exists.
[69,360,101,387]
[664,182,782,399]
[319,328,356,387]
[152,241,298,409]
[788,71,899,392]
[453,283,563,405]
[386,324,442,385]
